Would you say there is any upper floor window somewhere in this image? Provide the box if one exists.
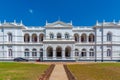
[74,34,79,42]
[81,34,87,43]
[107,32,112,42]
[57,33,62,39]
[65,33,69,39]
[39,34,44,42]
[8,33,12,42]
[89,34,95,42]
[50,33,54,39]
[32,34,37,42]
[24,34,30,42]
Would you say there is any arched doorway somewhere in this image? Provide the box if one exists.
[56,46,62,58]
[47,46,53,58]
[65,46,71,57]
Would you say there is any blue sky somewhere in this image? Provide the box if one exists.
[0,0,120,26]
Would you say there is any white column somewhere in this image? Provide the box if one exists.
[62,49,65,59]
[71,49,74,60]
[37,36,39,43]
[30,35,32,43]
[43,49,47,60]
[30,50,32,59]
[53,49,56,59]
[87,50,89,59]
[79,36,81,42]
[87,36,88,43]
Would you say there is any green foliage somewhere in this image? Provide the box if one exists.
[68,63,120,80]
[0,62,49,80]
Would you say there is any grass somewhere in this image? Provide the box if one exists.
[0,62,49,80]
[67,63,120,80]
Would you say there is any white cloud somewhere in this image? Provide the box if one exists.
[29,9,33,14]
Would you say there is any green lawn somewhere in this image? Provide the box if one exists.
[0,62,49,80]
[68,63,120,80]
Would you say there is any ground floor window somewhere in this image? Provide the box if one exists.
[75,49,79,56]
[24,49,29,57]
[81,49,86,57]
[89,49,94,57]
[8,49,13,57]
[32,49,37,57]
[107,49,111,57]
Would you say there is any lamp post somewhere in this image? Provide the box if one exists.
[101,20,104,62]
[95,27,97,62]
[2,22,4,61]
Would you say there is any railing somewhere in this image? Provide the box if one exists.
[39,64,55,80]
[64,64,76,80]
[44,38,74,40]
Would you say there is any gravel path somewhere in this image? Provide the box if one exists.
[49,64,68,80]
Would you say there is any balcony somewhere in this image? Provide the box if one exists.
[43,38,75,42]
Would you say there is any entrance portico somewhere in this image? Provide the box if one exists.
[46,46,73,60]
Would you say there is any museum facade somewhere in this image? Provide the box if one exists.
[0,20,120,61]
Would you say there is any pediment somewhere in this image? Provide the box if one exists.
[45,21,72,28]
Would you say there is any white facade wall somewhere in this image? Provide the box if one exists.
[0,21,120,61]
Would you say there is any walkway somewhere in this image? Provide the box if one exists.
[49,64,68,80]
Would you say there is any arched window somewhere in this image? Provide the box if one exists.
[65,33,69,39]
[8,49,13,57]
[32,49,37,57]
[32,34,37,42]
[107,49,111,57]
[24,49,29,57]
[81,49,86,57]
[39,34,44,42]
[50,33,54,39]
[47,46,53,57]
[24,34,30,42]
[74,33,79,42]
[81,34,87,42]
[89,48,94,57]
[75,49,79,56]
[57,33,62,39]
[107,32,112,41]
[8,33,12,42]
[89,34,95,42]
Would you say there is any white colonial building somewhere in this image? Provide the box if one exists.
[0,20,120,61]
